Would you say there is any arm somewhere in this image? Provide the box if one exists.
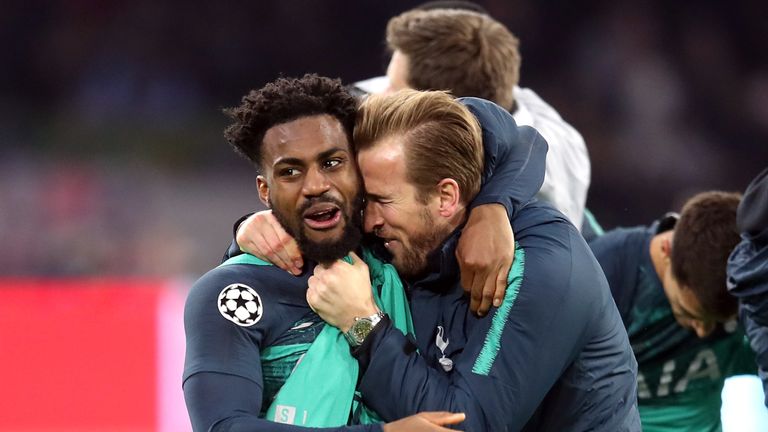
[455,98,548,315]
[460,97,547,219]
[355,280,582,432]
[513,86,590,229]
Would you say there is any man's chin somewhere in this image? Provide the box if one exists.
[298,224,362,265]
[391,253,428,280]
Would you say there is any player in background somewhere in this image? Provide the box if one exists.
[353,3,593,234]
[588,191,756,432]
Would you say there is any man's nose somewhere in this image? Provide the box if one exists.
[363,201,384,234]
[302,166,330,197]
[692,321,715,338]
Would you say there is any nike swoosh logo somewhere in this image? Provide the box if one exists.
[290,322,315,330]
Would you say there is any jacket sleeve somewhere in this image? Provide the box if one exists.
[460,97,548,219]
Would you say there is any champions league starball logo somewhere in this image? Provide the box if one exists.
[217,283,263,327]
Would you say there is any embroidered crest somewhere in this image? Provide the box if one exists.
[218,283,263,327]
[435,325,453,372]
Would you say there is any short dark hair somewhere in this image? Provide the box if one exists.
[671,191,742,320]
[223,74,358,169]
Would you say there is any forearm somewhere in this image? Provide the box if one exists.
[355,323,493,431]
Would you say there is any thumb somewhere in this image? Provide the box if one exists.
[348,250,363,265]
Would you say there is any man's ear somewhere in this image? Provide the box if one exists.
[436,178,461,217]
[661,235,673,261]
[257,176,271,208]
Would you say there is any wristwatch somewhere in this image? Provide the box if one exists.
[344,310,385,347]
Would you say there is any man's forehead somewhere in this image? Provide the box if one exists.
[262,114,351,163]
[359,136,405,166]
[358,137,408,193]
[265,114,346,142]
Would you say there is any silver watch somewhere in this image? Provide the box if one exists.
[344,311,385,347]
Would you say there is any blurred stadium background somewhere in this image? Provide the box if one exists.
[0,1,766,431]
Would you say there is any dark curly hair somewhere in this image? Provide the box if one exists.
[671,191,742,320]
[224,74,358,169]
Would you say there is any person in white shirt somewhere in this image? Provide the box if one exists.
[353,4,592,231]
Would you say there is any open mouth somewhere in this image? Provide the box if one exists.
[303,204,342,230]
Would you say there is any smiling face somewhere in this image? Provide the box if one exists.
[258,114,362,263]
[357,135,452,279]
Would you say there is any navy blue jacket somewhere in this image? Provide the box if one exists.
[356,203,640,431]
[728,167,768,405]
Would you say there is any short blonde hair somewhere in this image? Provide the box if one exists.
[354,89,484,204]
[387,9,520,110]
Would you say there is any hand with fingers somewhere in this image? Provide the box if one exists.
[236,210,304,275]
[306,251,378,332]
[383,412,466,432]
[456,203,515,316]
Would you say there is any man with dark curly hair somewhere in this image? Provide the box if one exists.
[222,74,364,264]
[182,74,548,431]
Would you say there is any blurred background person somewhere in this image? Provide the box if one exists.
[356,4,592,232]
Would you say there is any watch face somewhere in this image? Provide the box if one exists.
[351,318,374,343]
